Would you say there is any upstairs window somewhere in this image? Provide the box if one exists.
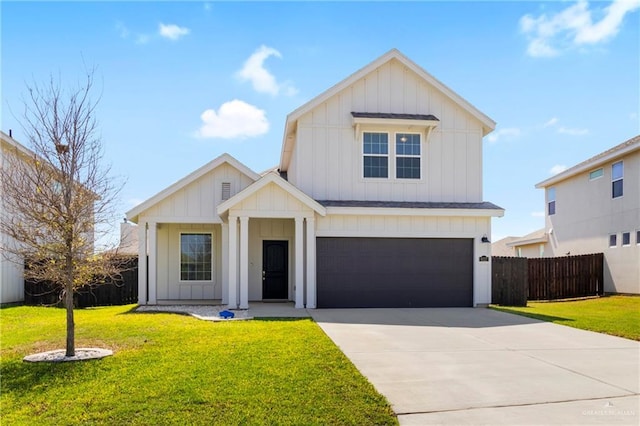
[612,161,623,198]
[363,132,388,178]
[622,232,630,246]
[609,234,617,247]
[547,187,556,215]
[396,133,421,179]
[589,168,603,180]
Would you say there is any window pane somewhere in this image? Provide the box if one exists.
[396,134,420,155]
[364,156,388,178]
[612,161,623,180]
[396,157,420,179]
[609,234,617,247]
[548,200,556,216]
[622,232,630,245]
[637,231,640,245]
[612,180,623,198]
[589,168,603,180]
[363,132,388,155]
[180,233,212,281]
[548,187,556,201]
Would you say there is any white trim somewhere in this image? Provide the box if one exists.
[133,216,224,225]
[137,221,148,305]
[178,232,214,284]
[315,229,486,239]
[239,217,249,309]
[217,172,326,217]
[148,222,157,304]
[228,216,238,308]
[127,153,260,223]
[305,217,316,309]
[324,206,504,218]
[294,217,304,309]
[221,223,229,304]
[280,49,496,171]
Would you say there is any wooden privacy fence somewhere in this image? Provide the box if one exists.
[24,256,138,308]
[492,253,604,306]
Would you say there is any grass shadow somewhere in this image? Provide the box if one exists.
[491,307,574,323]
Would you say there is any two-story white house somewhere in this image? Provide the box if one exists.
[535,135,640,295]
[126,49,504,309]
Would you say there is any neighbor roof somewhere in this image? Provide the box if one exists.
[536,134,640,188]
[506,228,548,247]
[280,48,496,171]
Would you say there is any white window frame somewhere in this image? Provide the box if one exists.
[612,161,623,198]
[394,132,422,180]
[179,232,214,282]
[362,131,390,179]
[361,130,424,181]
[589,168,603,181]
[609,234,617,248]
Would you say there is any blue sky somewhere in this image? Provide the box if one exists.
[2,1,639,245]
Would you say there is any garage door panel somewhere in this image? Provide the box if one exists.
[317,237,473,308]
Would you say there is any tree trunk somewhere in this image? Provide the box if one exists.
[65,283,75,357]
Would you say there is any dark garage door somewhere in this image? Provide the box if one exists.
[316,237,473,308]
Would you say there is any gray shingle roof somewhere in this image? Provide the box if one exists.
[316,200,503,210]
[351,112,439,121]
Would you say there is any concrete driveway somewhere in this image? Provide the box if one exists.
[310,308,640,425]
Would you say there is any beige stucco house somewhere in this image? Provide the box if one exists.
[535,135,640,294]
[127,49,505,309]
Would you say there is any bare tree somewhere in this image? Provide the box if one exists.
[0,71,123,357]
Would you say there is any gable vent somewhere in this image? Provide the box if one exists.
[221,182,231,201]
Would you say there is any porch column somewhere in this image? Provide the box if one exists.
[137,221,147,305]
[228,216,238,309]
[295,217,304,309]
[239,216,249,309]
[221,222,229,305]
[148,222,157,304]
[305,217,316,309]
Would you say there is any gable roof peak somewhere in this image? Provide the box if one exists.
[279,49,496,171]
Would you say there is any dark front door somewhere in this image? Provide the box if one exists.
[262,240,288,300]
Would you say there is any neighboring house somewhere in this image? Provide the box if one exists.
[126,49,504,309]
[506,228,549,258]
[0,131,28,304]
[535,135,640,294]
[116,220,139,255]
[491,236,517,257]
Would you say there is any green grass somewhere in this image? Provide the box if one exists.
[491,295,640,341]
[1,305,397,425]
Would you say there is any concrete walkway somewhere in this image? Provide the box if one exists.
[310,308,640,425]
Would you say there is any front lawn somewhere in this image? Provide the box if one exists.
[1,305,397,425]
[491,295,640,341]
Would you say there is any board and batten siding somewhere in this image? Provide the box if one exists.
[140,163,255,222]
[288,58,484,203]
[316,213,493,305]
[155,223,221,301]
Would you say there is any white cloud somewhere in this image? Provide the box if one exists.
[531,211,545,218]
[487,127,521,143]
[236,45,298,96]
[115,22,130,39]
[159,23,190,40]
[549,164,568,175]
[558,126,589,135]
[520,0,640,57]
[195,100,269,139]
[543,117,559,127]
[135,34,151,45]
